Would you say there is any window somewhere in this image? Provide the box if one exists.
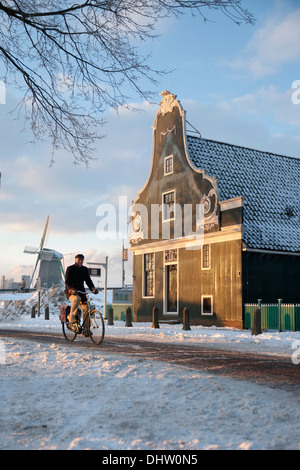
[202,244,210,270]
[165,249,177,264]
[163,190,175,221]
[164,155,173,175]
[201,296,213,315]
[144,253,154,297]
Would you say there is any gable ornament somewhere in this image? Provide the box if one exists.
[159,90,178,116]
[129,211,144,245]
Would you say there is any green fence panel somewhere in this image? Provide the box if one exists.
[244,304,256,329]
[265,305,278,330]
[105,304,133,321]
[282,305,292,331]
[244,303,300,331]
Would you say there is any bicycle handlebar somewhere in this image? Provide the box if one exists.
[76,290,98,294]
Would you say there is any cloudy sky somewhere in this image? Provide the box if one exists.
[1,0,300,287]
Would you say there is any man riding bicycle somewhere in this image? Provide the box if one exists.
[65,254,98,325]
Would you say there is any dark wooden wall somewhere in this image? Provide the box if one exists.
[242,251,300,304]
[133,239,244,328]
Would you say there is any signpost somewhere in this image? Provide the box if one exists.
[87,257,108,318]
[122,241,128,288]
[88,267,101,277]
[36,277,41,317]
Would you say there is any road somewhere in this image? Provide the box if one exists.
[0,328,299,390]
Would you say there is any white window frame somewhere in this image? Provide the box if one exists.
[163,249,179,315]
[162,189,176,222]
[201,295,213,316]
[164,155,174,176]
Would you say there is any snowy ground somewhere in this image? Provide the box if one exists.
[0,290,300,451]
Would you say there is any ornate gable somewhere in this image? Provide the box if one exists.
[129,91,220,247]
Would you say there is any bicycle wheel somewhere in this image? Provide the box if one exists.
[62,322,77,342]
[89,309,105,345]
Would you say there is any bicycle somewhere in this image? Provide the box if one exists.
[13,287,29,294]
[61,291,105,345]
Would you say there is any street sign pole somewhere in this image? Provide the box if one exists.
[87,257,108,318]
[104,256,108,319]
[122,241,128,288]
[122,239,124,288]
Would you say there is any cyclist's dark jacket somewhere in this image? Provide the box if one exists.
[65,264,95,301]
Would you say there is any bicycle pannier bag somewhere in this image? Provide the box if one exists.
[60,304,70,323]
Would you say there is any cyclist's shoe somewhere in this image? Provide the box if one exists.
[68,323,81,333]
[67,314,77,324]
[82,328,92,337]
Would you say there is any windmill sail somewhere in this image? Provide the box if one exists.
[39,215,50,250]
[24,216,64,288]
[24,246,39,254]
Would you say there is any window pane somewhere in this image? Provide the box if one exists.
[202,297,212,314]
[165,249,177,263]
[163,191,175,220]
[202,244,210,269]
[144,253,154,296]
[165,156,173,174]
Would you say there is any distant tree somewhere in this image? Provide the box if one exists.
[0,1,254,165]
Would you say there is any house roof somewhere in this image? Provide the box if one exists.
[186,135,300,253]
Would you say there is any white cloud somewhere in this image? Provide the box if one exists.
[182,95,300,158]
[7,265,33,281]
[231,84,300,130]
[230,8,300,78]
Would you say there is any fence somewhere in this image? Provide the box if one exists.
[244,300,300,331]
[106,304,133,321]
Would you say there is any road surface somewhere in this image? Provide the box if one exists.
[0,328,299,390]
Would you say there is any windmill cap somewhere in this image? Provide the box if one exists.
[75,254,84,260]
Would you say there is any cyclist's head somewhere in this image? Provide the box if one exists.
[75,254,84,266]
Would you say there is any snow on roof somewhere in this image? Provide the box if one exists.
[187,135,300,253]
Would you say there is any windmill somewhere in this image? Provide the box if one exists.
[24,216,65,288]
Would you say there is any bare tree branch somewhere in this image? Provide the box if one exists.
[0,0,255,165]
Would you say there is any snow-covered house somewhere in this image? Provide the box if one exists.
[129,91,300,328]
